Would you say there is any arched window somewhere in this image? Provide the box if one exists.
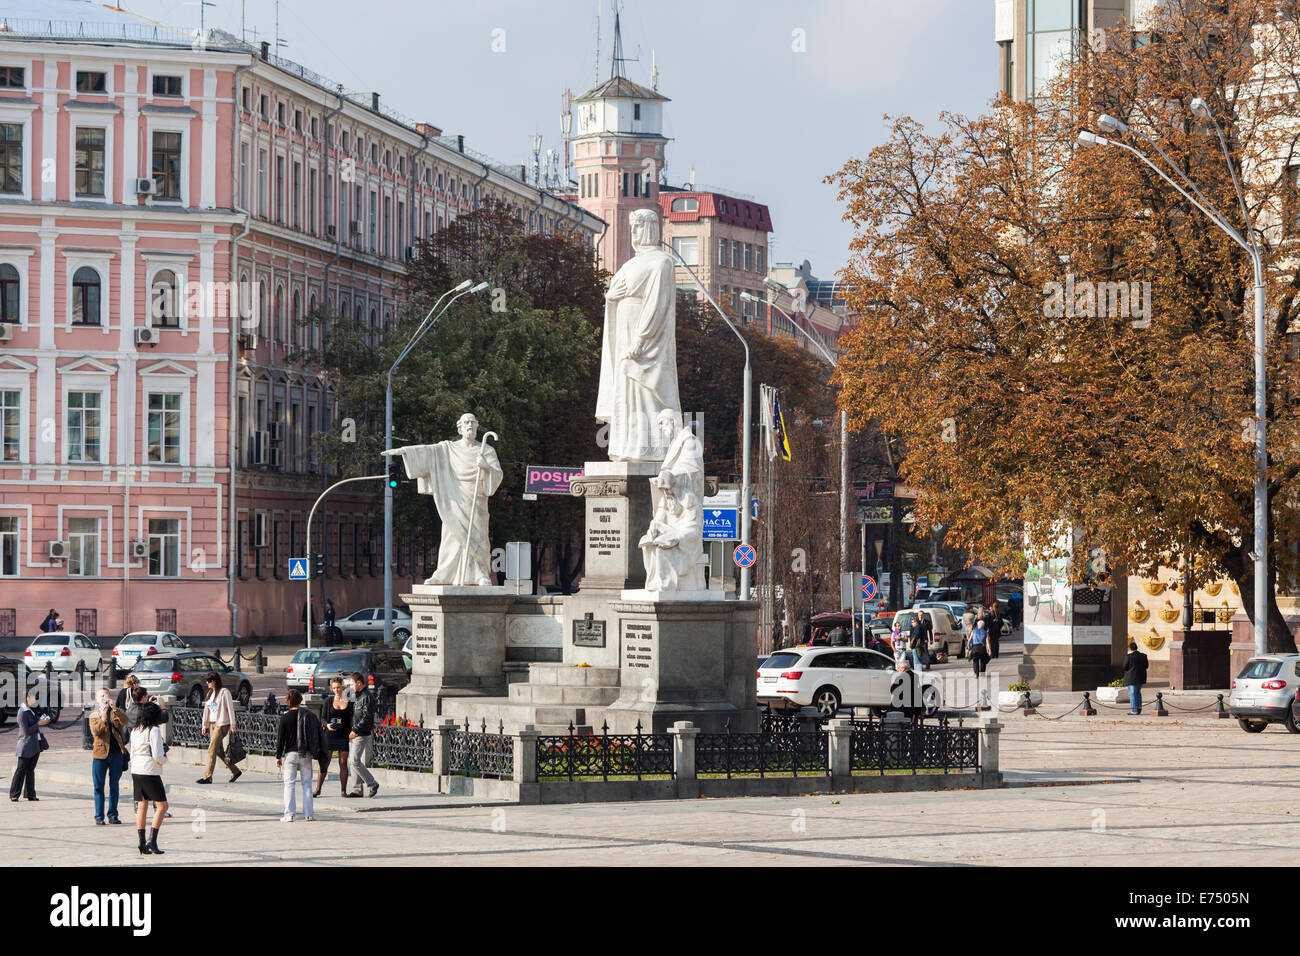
[150,269,179,327]
[369,306,377,344]
[72,266,100,325]
[291,288,301,347]
[670,197,698,213]
[273,285,285,343]
[258,280,268,339]
[0,263,18,322]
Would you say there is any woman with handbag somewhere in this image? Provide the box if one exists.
[9,688,52,801]
[128,688,168,855]
[315,676,353,798]
[88,688,127,824]
[196,672,241,784]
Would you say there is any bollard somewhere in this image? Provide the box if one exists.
[256,646,265,674]
[1083,691,1096,716]
[1021,691,1036,716]
[1216,693,1230,719]
[233,647,241,672]
[107,659,117,690]
[1155,691,1169,717]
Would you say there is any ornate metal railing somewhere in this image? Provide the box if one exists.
[169,705,281,755]
[849,715,979,774]
[536,722,674,781]
[372,723,436,772]
[695,724,828,778]
[448,720,513,779]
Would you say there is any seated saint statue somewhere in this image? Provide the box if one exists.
[637,409,705,593]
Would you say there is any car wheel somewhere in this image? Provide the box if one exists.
[393,628,410,643]
[812,686,841,719]
[1238,718,1268,733]
[187,685,205,707]
[1285,709,1300,735]
[922,685,942,716]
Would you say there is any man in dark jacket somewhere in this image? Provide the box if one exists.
[986,606,1003,660]
[1123,641,1149,715]
[908,613,933,667]
[346,672,379,798]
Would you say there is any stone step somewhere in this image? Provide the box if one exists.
[508,682,620,706]
[437,696,594,735]
[524,663,621,686]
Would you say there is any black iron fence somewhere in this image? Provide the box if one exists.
[849,715,980,774]
[696,723,828,778]
[448,720,514,779]
[536,722,674,781]
[372,723,436,772]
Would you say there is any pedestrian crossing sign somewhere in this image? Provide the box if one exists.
[289,558,308,580]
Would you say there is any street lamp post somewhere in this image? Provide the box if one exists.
[383,279,488,643]
[744,289,849,578]
[1079,107,1267,656]
[663,241,753,600]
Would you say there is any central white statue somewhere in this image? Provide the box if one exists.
[384,413,502,587]
[639,409,705,593]
[596,208,681,462]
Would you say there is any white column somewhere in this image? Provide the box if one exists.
[37,224,55,349]
[200,69,217,210]
[118,229,137,351]
[35,355,55,466]
[118,354,136,472]
[40,63,56,202]
[196,359,215,467]
[123,67,139,196]
[197,235,215,353]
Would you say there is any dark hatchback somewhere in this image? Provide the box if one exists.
[306,647,411,705]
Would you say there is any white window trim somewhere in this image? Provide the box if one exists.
[141,374,191,467]
[137,507,191,578]
[0,509,22,577]
[141,256,190,335]
[65,112,114,203]
[0,100,35,202]
[62,252,113,333]
[60,505,110,578]
[60,374,112,466]
[0,373,30,464]
[71,64,112,97]
[0,249,32,330]
[146,115,190,206]
[145,514,183,578]
[146,67,187,103]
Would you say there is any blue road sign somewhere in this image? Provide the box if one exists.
[289,558,308,580]
[733,544,756,568]
[751,497,759,519]
[861,575,878,602]
[703,507,739,540]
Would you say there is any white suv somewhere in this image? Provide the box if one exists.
[1229,654,1300,733]
[757,647,944,717]
[24,632,101,673]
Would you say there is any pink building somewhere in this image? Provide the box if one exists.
[0,5,600,641]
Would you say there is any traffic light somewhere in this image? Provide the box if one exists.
[388,461,402,490]
[314,553,325,577]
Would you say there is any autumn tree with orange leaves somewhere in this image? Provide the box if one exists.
[829,0,1300,652]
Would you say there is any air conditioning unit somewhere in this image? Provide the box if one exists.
[135,326,160,345]
[130,540,148,560]
[252,430,269,465]
[349,220,362,236]
[268,446,282,469]
[48,540,70,560]
[135,178,156,196]
[0,323,12,341]
[237,331,258,350]
[253,511,269,548]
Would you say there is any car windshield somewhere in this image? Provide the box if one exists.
[317,651,368,673]
[894,612,918,630]
[133,658,176,673]
[32,635,67,645]
[291,649,325,664]
[761,652,802,670]
[121,634,156,645]
[1238,659,1283,680]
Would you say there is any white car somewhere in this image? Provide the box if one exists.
[24,632,101,673]
[111,631,190,677]
[757,646,944,717]
[285,647,328,692]
[1229,654,1300,733]
[332,606,413,643]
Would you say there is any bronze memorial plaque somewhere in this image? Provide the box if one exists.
[572,616,606,648]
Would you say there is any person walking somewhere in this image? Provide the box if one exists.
[1124,640,1149,716]
[197,673,242,784]
[987,607,1003,660]
[88,688,127,825]
[128,688,168,855]
[9,689,51,801]
[907,612,931,671]
[39,609,59,633]
[275,689,323,822]
[316,676,353,797]
[346,672,379,798]
[962,606,976,639]
[889,659,923,717]
[968,618,990,677]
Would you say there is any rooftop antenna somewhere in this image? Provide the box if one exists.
[610,3,624,79]
[185,0,215,37]
[274,0,288,57]
[651,48,659,91]
[593,0,601,86]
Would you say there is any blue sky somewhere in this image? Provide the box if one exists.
[114,0,993,278]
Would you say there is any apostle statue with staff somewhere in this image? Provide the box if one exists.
[596,208,681,462]
[384,413,502,586]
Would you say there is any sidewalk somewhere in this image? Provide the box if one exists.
[27,747,507,816]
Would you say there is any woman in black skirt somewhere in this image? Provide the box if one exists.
[314,675,353,797]
[128,687,168,855]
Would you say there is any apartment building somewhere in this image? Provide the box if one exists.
[0,1,600,640]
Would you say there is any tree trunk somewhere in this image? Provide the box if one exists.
[1239,564,1297,655]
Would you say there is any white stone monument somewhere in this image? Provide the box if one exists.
[596,208,680,462]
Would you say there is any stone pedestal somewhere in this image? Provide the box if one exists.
[601,597,758,733]
[396,584,514,725]
[1020,579,1126,691]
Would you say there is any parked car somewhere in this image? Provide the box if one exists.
[892,608,964,661]
[131,652,254,708]
[110,631,190,678]
[23,632,101,673]
[1230,654,1300,733]
[285,647,327,692]
[0,655,21,725]
[333,606,413,643]
[306,646,411,706]
[916,600,970,626]
[756,646,944,717]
